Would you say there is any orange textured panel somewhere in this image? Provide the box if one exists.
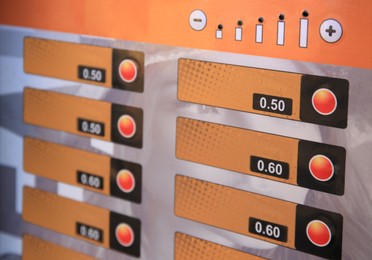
[175,175,297,247]
[23,235,95,260]
[175,233,266,260]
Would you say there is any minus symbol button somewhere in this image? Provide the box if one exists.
[189,10,207,31]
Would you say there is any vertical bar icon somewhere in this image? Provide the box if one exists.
[300,19,309,48]
[277,21,285,45]
[256,24,263,43]
[235,27,242,41]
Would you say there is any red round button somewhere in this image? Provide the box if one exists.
[306,220,332,247]
[116,169,135,193]
[117,115,136,138]
[118,59,138,83]
[115,223,134,247]
[309,155,334,182]
[312,88,337,115]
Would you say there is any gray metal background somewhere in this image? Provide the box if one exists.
[0,25,371,259]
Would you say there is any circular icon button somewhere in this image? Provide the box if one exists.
[312,88,337,115]
[309,155,334,182]
[320,19,343,43]
[115,223,134,247]
[306,220,332,247]
[117,115,136,139]
[117,169,135,193]
[189,10,207,31]
[118,59,138,83]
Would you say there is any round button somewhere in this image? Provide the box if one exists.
[306,220,332,247]
[117,115,136,139]
[118,59,138,83]
[115,223,134,247]
[189,10,207,31]
[116,169,135,193]
[320,19,343,43]
[312,88,337,115]
[309,155,334,182]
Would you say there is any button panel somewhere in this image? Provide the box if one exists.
[24,137,143,203]
[177,117,346,195]
[178,59,349,128]
[175,175,343,259]
[23,88,144,148]
[23,187,141,257]
[24,38,145,93]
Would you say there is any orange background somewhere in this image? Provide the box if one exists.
[0,0,371,68]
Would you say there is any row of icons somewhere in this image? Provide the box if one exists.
[103,58,138,250]
[189,9,343,46]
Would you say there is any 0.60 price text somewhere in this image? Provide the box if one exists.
[249,217,288,242]
[76,222,103,243]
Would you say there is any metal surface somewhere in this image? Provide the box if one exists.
[1,25,372,259]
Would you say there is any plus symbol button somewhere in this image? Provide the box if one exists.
[320,19,343,43]
[325,25,337,37]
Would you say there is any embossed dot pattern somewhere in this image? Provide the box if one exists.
[175,233,266,260]
[175,175,297,247]
[24,88,112,140]
[24,38,112,86]
[176,117,299,183]
[23,187,110,247]
[23,235,95,260]
[178,59,301,120]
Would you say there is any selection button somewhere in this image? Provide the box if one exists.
[115,223,135,247]
[320,19,343,43]
[306,220,332,247]
[117,115,136,139]
[309,155,334,182]
[312,88,337,115]
[189,10,207,31]
[118,59,138,83]
[116,169,135,193]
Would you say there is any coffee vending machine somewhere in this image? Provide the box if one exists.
[0,1,371,259]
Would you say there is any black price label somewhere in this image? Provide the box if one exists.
[76,222,103,243]
[77,118,105,137]
[77,171,104,190]
[253,93,293,115]
[78,65,106,83]
[249,217,288,242]
[250,156,289,179]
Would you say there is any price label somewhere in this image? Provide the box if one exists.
[76,222,103,243]
[77,171,104,190]
[250,156,289,179]
[77,118,105,137]
[249,217,288,242]
[253,93,293,115]
[78,65,106,83]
